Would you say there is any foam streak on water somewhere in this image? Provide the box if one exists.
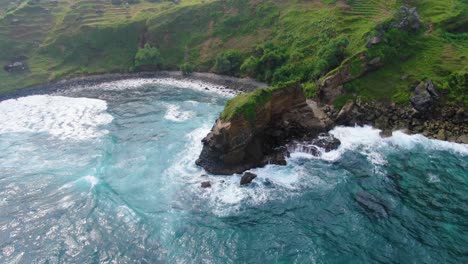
[0,80,467,263]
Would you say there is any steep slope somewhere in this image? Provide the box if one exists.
[0,0,466,108]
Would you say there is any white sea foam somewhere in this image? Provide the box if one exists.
[164,104,194,122]
[322,126,387,167]
[291,126,468,165]
[386,130,468,155]
[60,78,238,97]
[0,95,113,140]
[167,125,332,216]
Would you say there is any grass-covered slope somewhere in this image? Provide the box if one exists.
[0,0,466,109]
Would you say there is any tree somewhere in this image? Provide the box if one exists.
[213,49,243,75]
[134,44,162,69]
[180,62,195,76]
[240,56,259,77]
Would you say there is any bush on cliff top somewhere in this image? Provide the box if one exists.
[220,87,276,122]
[220,81,300,122]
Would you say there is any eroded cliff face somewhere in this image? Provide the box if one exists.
[196,85,328,175]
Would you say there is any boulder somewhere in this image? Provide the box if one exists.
[410,80,438,112]
[201,181,211,188]
[264,147,289,166]
[310,133,341,152]
[436,129,447,141]
[457,135,468,144]
[240,172,257,186]
[335,100,355,125]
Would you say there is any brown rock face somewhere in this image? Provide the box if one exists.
[196,85,327,175]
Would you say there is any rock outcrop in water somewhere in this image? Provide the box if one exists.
[240,172,257,186]
[196,84,329,175]
[287,133,341,156]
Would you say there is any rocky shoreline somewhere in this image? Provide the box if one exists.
[331,100,468,144]
[0,71,267,101]
[196,82,467,175]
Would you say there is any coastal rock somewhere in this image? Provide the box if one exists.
[410,81,438,112]
[240,172,257,185]
[311,133,341,152]
[436,129,447,141]
[287,133,340,156]
[457,135,468,144]
[201,181,211,188]
[325,97,467,143]
[196,84,327,175]
[263,147,289,166]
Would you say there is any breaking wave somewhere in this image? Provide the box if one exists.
[0,95,113,140]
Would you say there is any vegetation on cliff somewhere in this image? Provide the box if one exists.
[1,0,466,110]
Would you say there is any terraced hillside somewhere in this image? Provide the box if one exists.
[0,0,466,106]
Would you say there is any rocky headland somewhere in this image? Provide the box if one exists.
[195,84,330,175]
[196,80,467,175]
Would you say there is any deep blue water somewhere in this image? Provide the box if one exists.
[0,79,467,263]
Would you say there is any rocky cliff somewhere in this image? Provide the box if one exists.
[196,84,329,175]
[197,80,467,175]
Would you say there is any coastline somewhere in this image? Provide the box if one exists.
[0,71,268,101]
[1,70,465,148]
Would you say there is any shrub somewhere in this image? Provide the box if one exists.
[368,28,413,63]
[213,50,243,75]
[180,62,195,75]
[134,44,163,69]
[315,36,349,75]
[439,70,468,105]
[240,56,259,77]
[303,82,318,98]
[245,42,287,83]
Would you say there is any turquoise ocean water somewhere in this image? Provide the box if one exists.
[0,79,467,263]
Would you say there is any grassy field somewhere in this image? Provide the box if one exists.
[0,0,466,109]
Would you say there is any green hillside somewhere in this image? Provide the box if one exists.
[0,0,466,106]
